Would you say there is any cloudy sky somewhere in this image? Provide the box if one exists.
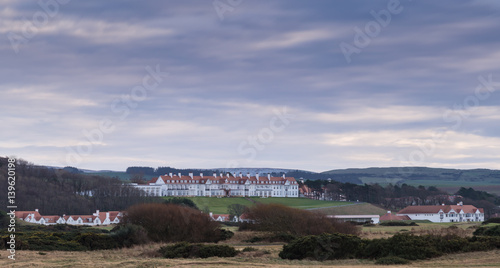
[2,0,500,172]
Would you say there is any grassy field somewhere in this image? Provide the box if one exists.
[3,243,500,267]
[163,197,354,214]
[250,198,351,209]
[4,222,500,267]
[360,221,480,239]
[314,203,387,216]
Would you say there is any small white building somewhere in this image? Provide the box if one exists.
[15,209,123,226]
[397,203,484,223]
[327,215,380,224]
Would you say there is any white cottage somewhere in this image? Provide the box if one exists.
[397,203,484,223]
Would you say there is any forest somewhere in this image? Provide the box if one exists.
[0,157,158,215]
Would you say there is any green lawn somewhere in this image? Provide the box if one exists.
[163,196,353,214]
[249,197,352,209]
[315,203,387,216]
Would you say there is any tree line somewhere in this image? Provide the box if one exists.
[303,179,500,217]
[0,157,159,215]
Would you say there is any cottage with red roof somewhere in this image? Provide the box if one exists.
[14,209,123,226]
[131,173,299,198]
[397,202,484,223]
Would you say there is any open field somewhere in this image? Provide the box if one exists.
[163,197,354,214]
[250,197,351,209]
[314,203,387,216]
[4,222,500,267]
[3,244,500,267]
[360,221,479,239]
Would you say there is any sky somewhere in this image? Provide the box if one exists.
[1,0,500,172]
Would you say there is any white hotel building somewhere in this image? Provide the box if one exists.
[132,173,299,198]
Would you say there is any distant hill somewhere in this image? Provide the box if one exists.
[321,167,500,187]
[70,165,500,189]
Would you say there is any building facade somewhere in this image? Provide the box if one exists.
[132,173,299,198]
[397,203,484,223]
[15,209,122,226]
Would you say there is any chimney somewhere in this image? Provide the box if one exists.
[442,203,445,206]
[387,211,391,214]
[209,212,213,217]
[256,173,259,180]
[178,173,181,178]
[283,174,286,179]
[35,209,39,212]
[213,173,217,178]
[220,173,223,178]
[267,173,271,180]
[226,173,230,178]
[106,212,109,219]
[247,173,251,178]
[169,173,173,178]
[189,173,193,179]
[239,172,243,178]
[200,173,203,178]
[63,214,66,217]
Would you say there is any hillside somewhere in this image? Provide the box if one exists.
[321,167,500,188]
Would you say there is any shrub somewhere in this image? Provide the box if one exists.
[269,233,297,243]
[244,236,265,243]
[121,203,224,243]
[279,233,364,260]
[242,204,359,236]
[474,225,500,236]
[159,242,238,258]
[218,229,234,241]
[241,247,257,252]
[76,233,118,250]
[164,197,199,210]
[482,218,500,225]
[111,224,150,247]
[375,256,410,265]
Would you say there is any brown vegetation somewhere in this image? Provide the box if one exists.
[121,203,223,243]
[242,203,359,236]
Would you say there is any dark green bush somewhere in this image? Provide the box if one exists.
[244,236,265,243]
[362,234,441,260]
[111,224,149,248]
[241,247,257,252]
[279,233,363,260]
[76,233,119,250]
[159,242,238,258]
[474,225,500,236]
[269,233,297,243]
[218,229,234,241]
[482,218,500,225]
[375,256,410,265]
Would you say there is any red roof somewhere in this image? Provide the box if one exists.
[157,174,297,185]
[380,212,411,221]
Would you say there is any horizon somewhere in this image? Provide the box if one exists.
[2,1,500,172]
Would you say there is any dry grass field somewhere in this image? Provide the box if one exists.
[2,244,500,268]
[2,222,499,267]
